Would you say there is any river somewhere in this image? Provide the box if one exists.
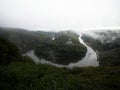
[24,34,99,68]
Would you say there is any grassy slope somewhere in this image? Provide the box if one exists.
[0,62,119,90]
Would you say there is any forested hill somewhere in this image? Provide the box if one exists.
[35,31,86,65]
[0,27,55,53]
[0,29,119,90]
[82,30,120,52]
[0,37,22,65]
[82,30,120,66]
[0,37,34,65]
[0,27,87,65]
[0,36,119,90]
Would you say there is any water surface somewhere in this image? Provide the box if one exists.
[24,34,99,68]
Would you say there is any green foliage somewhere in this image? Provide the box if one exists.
[0,37,34,65]
[99,48,120,66]
[0,37,22,65]
[0,62,119,90]
[0,30,119,90]
[82,31,120,66]
[0,28,54,53]
[82,33,120,52]
[35,32,86,65]
[0,28,87,65]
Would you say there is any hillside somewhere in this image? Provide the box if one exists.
[0,37,34,65]
[0,28,87,64]
[0,63,119,90]
[99,48,120,66]
[0,29,119,90]
[82,30,120,52]
[0,37,22,65]
[0,27,55,53]
[82,30,120,66]
[35,31,86,65]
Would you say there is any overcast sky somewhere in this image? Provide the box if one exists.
[0,0,120,32]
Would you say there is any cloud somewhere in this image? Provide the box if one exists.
[0,0,120,32]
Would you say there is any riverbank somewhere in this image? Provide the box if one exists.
[24,34,99,68]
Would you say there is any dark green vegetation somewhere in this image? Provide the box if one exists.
[0,63,120,90]
[0,27,55,53]
[35,31,86,65]
[0,28,86,64]
[82,31,120,52]
[0,37,34,65]
[0,28,120,90]
[0,37,22,65]
[82,30,120,66]
[99,48,120,66]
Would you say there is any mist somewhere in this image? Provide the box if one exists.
[0,0,120,32]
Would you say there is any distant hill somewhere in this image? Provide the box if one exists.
[82,30,120,51]
[82,30,120,66]
[0,27,55,53]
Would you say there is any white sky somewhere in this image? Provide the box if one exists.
[0,0,120,32]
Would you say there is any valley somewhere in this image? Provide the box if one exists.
[0,27,120,90]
